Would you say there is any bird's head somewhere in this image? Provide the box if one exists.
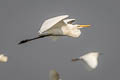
[68,24,90,37]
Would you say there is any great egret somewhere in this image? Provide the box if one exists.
[0,54,8,62]
[49,70,61,80]
[18,15,90,44]
[72,52,102,70]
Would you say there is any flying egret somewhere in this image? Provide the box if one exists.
[49,70,61,80]
[72,52,102,70]
[0,54,8,62]
[18,15,90,44]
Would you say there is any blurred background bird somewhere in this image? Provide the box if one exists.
[18,15,90,44]
[49,70,61,80]
[72,52,102,70]
[0,54,8,62]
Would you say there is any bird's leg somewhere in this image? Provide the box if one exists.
[18,33,51,45]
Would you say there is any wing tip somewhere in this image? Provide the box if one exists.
[61,15,69,18]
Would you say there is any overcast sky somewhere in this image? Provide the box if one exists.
[0,0,120,80]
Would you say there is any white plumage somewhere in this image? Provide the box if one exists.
[0,54,8,62]
[72,52,101,70]
[18,15,90,44]
[39,15,69,34]
[80,52,99,69]
[63,18,76,24]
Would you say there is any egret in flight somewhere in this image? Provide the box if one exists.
[18,15,90,44]
[72,52,102,70]
[0,54,8,62]
[49,70,61,80]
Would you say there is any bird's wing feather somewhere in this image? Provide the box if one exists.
[63,19,76,24]
[39,15,69,33]
[80,54,98,69]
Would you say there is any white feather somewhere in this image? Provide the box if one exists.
[0,54,8,62]
[63,19,76,24]
[80,52,99,69]
[39,15,69,34]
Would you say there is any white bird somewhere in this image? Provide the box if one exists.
[72,52,102,70]
[49,70,62,80]
[18,15,90,44]
[0,54,8,62]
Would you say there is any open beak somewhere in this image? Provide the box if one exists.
[77,25,91,28]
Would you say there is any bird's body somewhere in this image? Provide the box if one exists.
[72,52,101,70]
[61,24,81,37]
[0,54,8,62]
[49,70,61,80]
[41,26,63,36]
[18,15,90,44]
[41,24,81,37]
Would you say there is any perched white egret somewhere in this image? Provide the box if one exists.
[0,54,8,62]
[49,70,61,80]
[18,15,90,44]
[72,52,102,70]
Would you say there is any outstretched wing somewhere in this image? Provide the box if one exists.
[80,54,98,69]
[39,15,69,34]
[64,19,76,24]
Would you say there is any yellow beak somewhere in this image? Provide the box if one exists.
[77,25,91,28]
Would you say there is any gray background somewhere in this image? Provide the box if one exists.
[0,0,120,80]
